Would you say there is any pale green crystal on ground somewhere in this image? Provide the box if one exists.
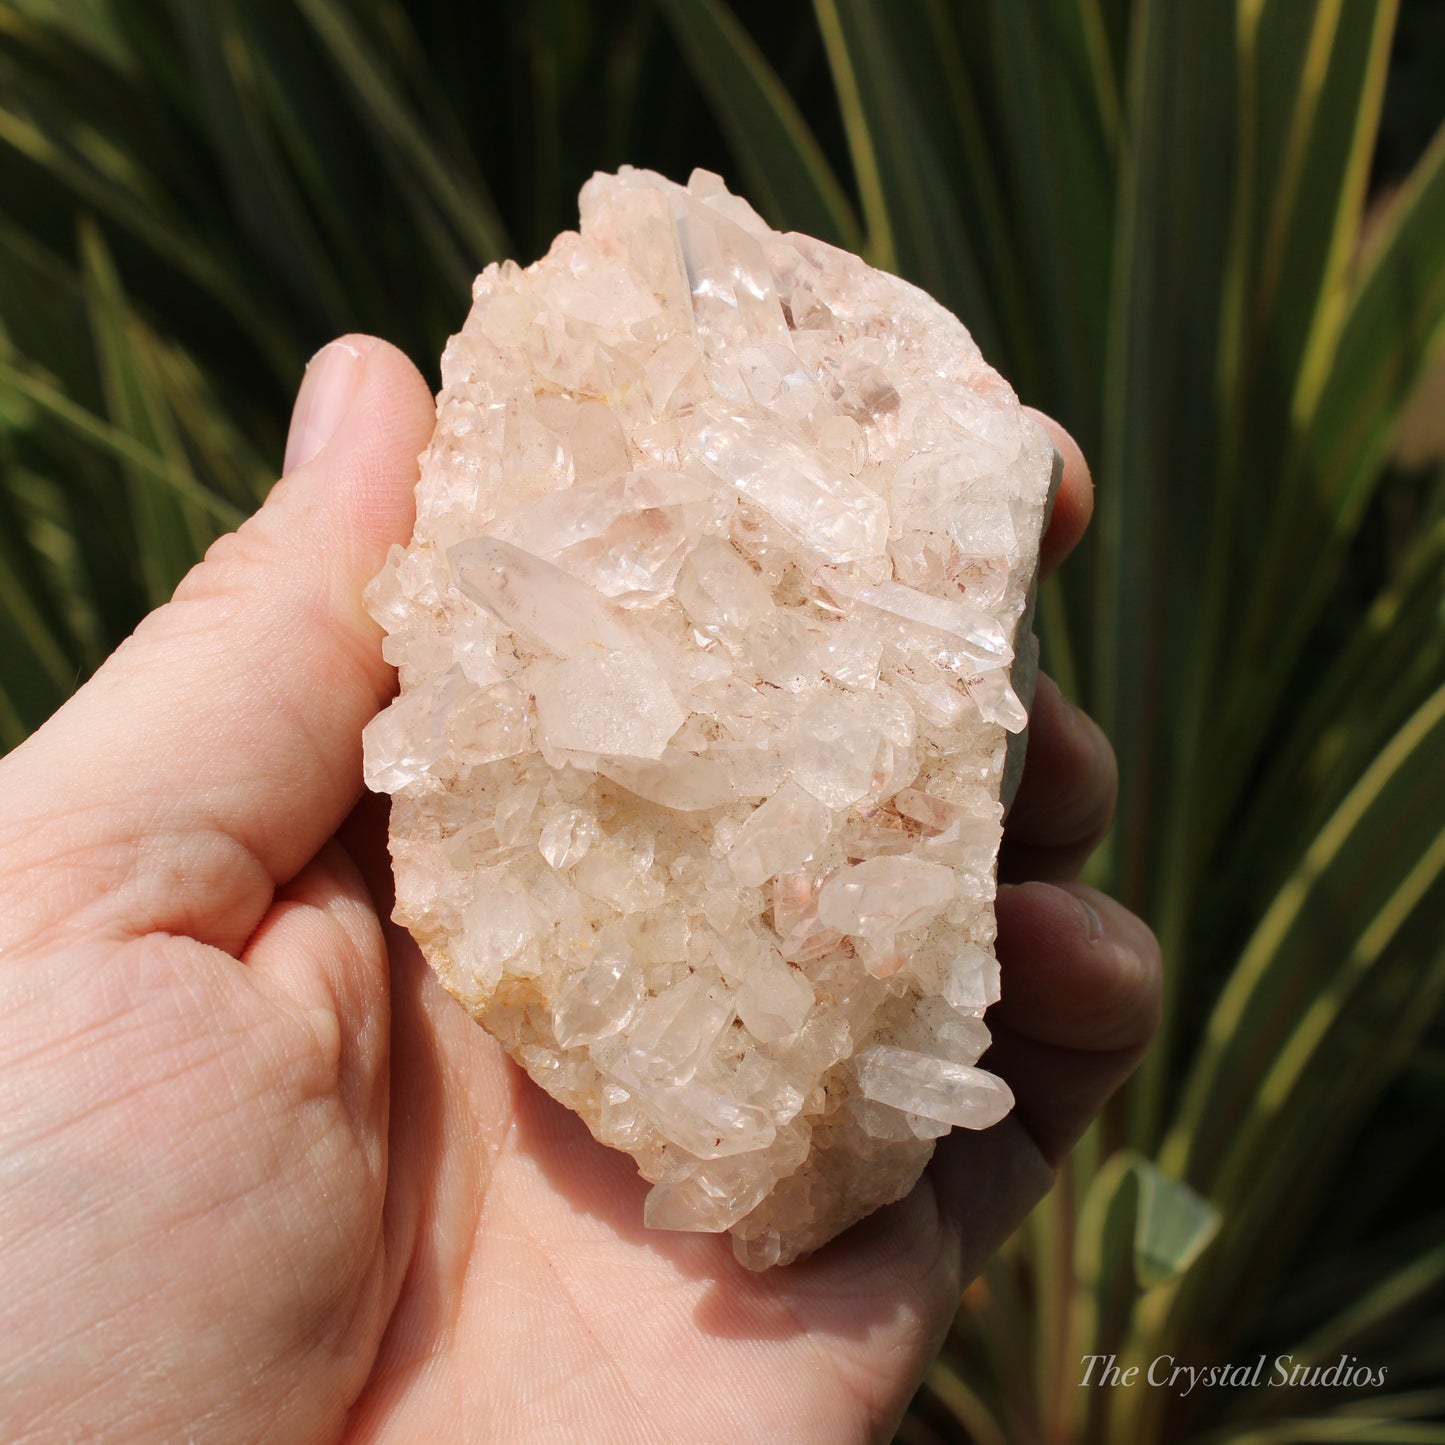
[362,168,1055,1268]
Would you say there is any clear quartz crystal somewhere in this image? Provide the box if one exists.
[726,781,833,886]
[817,857,958,937]
[856,1044,1015,1129]
[626,973,735,1086]
[552,950,642,1048]
[364,167,1055,1268]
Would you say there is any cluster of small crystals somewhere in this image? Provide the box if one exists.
[362,168,1054,1269]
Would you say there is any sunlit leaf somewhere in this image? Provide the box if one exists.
[1132,1156,1222,1290]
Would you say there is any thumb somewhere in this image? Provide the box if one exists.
[0,335,435,957]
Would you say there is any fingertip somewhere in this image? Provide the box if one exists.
[970,881,1160,1164]
[1001,673,1118,879]
[1023,407,1093,576]
[287,334,436,552]
[265,335,436,666]
[992,880,1162,1054]
[285,337,379,476]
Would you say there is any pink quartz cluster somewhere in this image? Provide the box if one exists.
[362,168,1055,1267]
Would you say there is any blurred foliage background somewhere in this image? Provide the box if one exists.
[2,1,1443,1440]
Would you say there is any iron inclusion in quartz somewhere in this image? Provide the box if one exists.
[362,168,1057,1269]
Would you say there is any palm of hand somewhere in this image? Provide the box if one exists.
[0,339,1156,1445]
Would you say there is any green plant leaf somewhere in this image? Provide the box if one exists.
[1186,0,1402,888]
[918,1358,1009,1445]
[1202,1421,1445,1444]
[976,0,1117,432]
[1133,694,1445,1427]
[0,56,296,374]
[1224,496,1445,907]
[652,0,860,251]
[292,0,510,279]
[812,0,1003,359]
[1091,0,1242,1162]
[0,355,243,528]
[1223,123,1445,806]
[0,0,131,69]
[1092,0,1238,892]
[1164,682,1445,1188]
[79,217,214,605]
[1226,0,1398,454]
[0,478,80,745]
[1292,1235,1445,1366]
[165,0,352,331]
[1131,1156,1222,1290]
[1077,1150,1221,1293]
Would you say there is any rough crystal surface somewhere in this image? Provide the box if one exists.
[363,167,1056,1268]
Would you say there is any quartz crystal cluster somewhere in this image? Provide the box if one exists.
[363,168,1056,1268]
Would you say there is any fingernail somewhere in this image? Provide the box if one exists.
[284,340,368,475]
[1072,891,1105,942]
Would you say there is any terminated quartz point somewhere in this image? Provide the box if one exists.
[362,168,1057,1269]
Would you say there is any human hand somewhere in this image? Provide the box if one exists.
[0,336,1159,1443]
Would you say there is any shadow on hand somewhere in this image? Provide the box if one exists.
[505,1049,958,1347]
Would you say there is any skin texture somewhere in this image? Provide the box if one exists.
[0,338,1159,1444]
